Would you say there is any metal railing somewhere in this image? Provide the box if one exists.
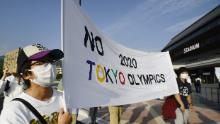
[202,86,220,104]
[192,85,220,110]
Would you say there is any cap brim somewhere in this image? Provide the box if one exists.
[29,49,64,61]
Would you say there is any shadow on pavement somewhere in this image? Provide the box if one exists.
[196,111,216,124]
[128,106,145,123]
[126,103,162,124]
[141,112,154,124]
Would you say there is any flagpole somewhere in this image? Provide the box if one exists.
[61,0,64,51]
[60,0,68,112]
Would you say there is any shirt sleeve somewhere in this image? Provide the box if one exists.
[0,101,27,124]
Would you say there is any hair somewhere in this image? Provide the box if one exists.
[176,67,188,76]
[20,64,33,89]
[17,48,30,75]
[19,62,32,89]
[16,48,34,89]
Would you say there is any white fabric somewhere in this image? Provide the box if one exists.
[23,44,47,57]
[0,75,23,106]
[23,45,41,57]
[30,63,57,87]
[186,77,192,85]
[62,0,179,108]
[174,108,189,124]
[0,89,64,124]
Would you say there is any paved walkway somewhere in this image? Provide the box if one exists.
[1,91,220,124]
[77,95,220,124]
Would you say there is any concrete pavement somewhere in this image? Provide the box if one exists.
[77,96,220,124]
[1,91,220,124]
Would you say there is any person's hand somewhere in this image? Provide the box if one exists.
[1,68,10,80]
[180,104,185,112]
[3,68,9,76]
[189,104,193,112]
[58,108,72,124]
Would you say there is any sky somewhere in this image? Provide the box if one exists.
[0,0,220,56]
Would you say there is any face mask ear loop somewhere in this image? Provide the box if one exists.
[18,73,27,86]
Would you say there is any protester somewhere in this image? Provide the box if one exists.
[108,106,122,124]
[0,44,72,124]
[0,68,23,107]
[174,67,193,124]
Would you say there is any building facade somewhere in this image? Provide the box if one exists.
[162,5,220,84]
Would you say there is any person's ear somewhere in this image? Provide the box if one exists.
[22,70,33,80]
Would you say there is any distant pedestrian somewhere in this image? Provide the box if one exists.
[195,77,201,93]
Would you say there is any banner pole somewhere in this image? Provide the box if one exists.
[61,0,67,112]
[61,0,64,52]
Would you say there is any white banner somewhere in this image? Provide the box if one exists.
[62,0,179,108]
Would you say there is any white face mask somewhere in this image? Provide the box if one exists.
[180,73,189,79]
[30,63,56,87]
[186,76,191,83]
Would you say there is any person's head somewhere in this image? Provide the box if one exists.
[18,43,64,88]
[177,67,189,80]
